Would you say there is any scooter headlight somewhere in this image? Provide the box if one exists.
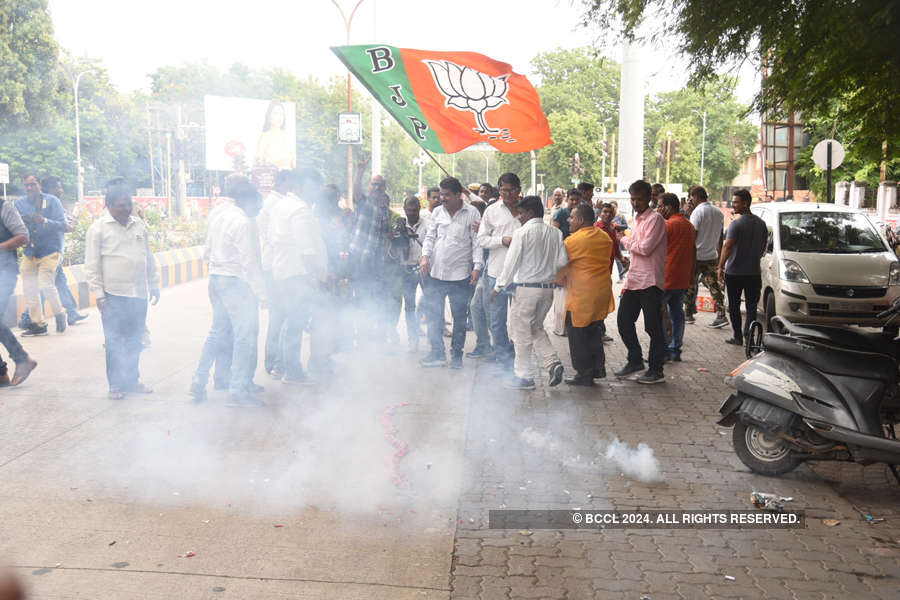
[889,262,900,286]
[779,259,810,284]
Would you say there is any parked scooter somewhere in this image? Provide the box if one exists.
[718,296,900,482]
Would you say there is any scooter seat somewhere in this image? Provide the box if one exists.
[776,320,898,359]
[763,333,897,383]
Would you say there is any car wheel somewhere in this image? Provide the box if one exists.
[764,292,777,333]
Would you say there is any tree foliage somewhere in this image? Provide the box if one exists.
[580,0,900,163]
[644,77,757,194]
[0,0,61,128]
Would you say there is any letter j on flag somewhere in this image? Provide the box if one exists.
[331,45,552,153]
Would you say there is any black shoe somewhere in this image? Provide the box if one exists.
[593,367,606,379]
[449,354,463,369]
[55,314,67,333]
[504,376,536,390]
[21,323,48,336]
[614,362,644,378]
[466,347,493,359]
[548,362,564,387]
[420,353,447,368]
[67,312,88,325]
[189,382,207,403]
[725,337,743,346]
[708,315,729,329]
[17,314,32,330]
[565,376,595,387]
[636,371,665,385]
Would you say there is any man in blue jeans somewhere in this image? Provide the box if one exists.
[0,196,37,385]
[476,173,522,372]
[420,177,483,369]
[190,176,265,405]
[658,193,696,361]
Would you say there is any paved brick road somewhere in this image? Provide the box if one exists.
[449,296,900,600]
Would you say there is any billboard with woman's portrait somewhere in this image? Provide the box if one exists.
[203,95,297,171]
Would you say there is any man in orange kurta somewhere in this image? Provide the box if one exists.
[555,203,615,386]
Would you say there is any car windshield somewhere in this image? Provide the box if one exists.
[778,211,886,253]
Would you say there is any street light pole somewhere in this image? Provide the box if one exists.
[331,0,366,209]
[62,65,94,204]
[693,109,707,187]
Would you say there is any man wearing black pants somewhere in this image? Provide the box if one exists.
[718,189,768,346]
[616,181,668,384]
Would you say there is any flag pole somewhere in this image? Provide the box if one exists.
[422,147,451,178]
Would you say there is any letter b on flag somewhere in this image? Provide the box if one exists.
[366,47,394,73]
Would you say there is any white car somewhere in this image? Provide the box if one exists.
[751,202,900,330]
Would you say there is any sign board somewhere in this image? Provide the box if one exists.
[812,139,845,170]
[338,113,363,145]
[0,162,8,184]
[203,95,297,171]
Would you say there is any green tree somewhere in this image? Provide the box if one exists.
[644,77,757,194]
[0,0,61,128]
[580,0,900,163]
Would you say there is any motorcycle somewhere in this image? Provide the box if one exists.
[718,296,900,483]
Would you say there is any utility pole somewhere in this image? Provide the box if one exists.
[331,0,367,209]
[60,63,94,204]
[608,132,616,192]
[665,131,672,186]
[530,150,536,196]
[699,110,707,186]
[147,106,156,195]
[165,132,173,215]
[600,124,607,192]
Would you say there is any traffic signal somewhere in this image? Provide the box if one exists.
[671,140,681,162]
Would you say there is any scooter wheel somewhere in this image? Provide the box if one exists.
[732,421,799,476]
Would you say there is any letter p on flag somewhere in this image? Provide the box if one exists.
[332,44,552,154]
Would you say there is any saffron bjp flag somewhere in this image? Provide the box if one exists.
[331,45,552,153]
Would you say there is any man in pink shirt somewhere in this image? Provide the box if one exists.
[616,180,667,384]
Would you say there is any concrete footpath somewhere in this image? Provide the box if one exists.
[0,279,898,599]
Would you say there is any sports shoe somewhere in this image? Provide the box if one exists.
[225,393,265,408]
[67,312,88,325]
[449,354,463,369]
[708,315,729,329]
[684,314,695,324]
[614,362,645,378]
[548,362,564,387]
[17,313,32,330]
[565,375,595,387]
[189,382,207,403]
[466,347,493,359]
[282,373,315,386]
[504,376,536,390]
[11,358,37,386]
[636,371,665,384]
[21,323,48,336]
[420,353,447,368]
[725,337,743,346]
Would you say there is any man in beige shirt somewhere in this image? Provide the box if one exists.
[85,181,160,399]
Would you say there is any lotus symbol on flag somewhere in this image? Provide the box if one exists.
[425,60,510,135]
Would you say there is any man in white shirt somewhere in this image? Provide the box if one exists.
[684,186,728,328]
[420,177,483,369]
[270,168,328,385]
[476,172,522,371]
[258,170,291,377]
[190,176,265,406]
[397,196,429,353]
[85,181,161,400]
[491,195,568,390]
